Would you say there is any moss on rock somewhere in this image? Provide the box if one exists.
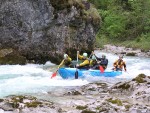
[25,101,42,108]
[76,105,87,110]
[118,83,130,89]
[126,52,136,56]
[132,74,147,83]
[0,48,26,65]
[81,110,96,113]
[107,98,123,106]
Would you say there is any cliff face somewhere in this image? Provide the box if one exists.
[0,0,100,64]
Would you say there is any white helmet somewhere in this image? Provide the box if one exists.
[64,54,68,59]
[83,53,88,57]
[92,55,96,60]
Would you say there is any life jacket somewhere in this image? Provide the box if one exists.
[114,59,126,69]
[90,60,97,66]
[64,59,72,67]
[100,58,108,66]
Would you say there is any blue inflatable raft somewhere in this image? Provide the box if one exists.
[58,68,122,79]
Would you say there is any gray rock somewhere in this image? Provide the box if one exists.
[0,0,100,64]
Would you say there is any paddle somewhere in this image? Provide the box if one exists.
[99,65,104,73]
[51,70,58,79]
[75,51,79,79]
[92,52,104,73]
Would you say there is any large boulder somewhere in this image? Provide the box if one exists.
[0,0,101,64]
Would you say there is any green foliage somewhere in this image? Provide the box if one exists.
[89,0,150,50]
[121,33,150,51]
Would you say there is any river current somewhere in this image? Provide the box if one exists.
[0,50,150,98]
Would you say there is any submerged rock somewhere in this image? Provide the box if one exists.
[0,0,101,64]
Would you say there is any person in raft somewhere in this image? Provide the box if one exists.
[112,55,127,71]
[90,51,108,70]
[58,54,73,69]
[89,55,98,68]
[76,51,90,69]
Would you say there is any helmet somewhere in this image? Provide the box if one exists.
[83,53,88,57]
[92,55,96,60]
[64,54,68,59]
[102,54,106,58]
[119,55,123,59]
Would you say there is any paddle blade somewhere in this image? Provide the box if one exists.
[75,70,78,79]
[99,66,104,73]
[51,72,57,79]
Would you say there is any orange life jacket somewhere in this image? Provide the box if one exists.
[113,59,126,70]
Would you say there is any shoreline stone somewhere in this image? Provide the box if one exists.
[98,44,150,57]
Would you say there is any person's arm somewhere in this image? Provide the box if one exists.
[58,59,65,68]
[94,54,101,61]
[90,60,93,66]
[123,61,127,71]
[68,57,72,62]
[78,54,83,60]
[79,60,89,67]
[113,60,118,67]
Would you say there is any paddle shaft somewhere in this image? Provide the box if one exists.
[75,51,79,79]
[93,53,104,73]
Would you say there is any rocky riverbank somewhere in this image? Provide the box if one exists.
[100,44,150,57]
[0,74,150,113]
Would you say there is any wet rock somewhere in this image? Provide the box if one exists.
[0,99,4,102]
[132,73,147,83]
[81,110,96,113]
[110,74,150,105]
[76,105,88,110]
[0,95,60,113]
[126,52,136,56]
[0,102,14,111]
[0,48,26,64]
[107,98,123,106]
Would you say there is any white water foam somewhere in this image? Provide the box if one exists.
[0,63,89,98]
[0,53,150,98]
[94,50,150,78]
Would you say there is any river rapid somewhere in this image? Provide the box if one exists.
[0,50,150,98]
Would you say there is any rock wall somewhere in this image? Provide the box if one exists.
[0,0,101,64]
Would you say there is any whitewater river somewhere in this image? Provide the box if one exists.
[0,50,150,98]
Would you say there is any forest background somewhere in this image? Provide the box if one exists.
[89,0,150,51]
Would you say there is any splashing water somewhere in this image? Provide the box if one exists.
[0,51,150,98]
